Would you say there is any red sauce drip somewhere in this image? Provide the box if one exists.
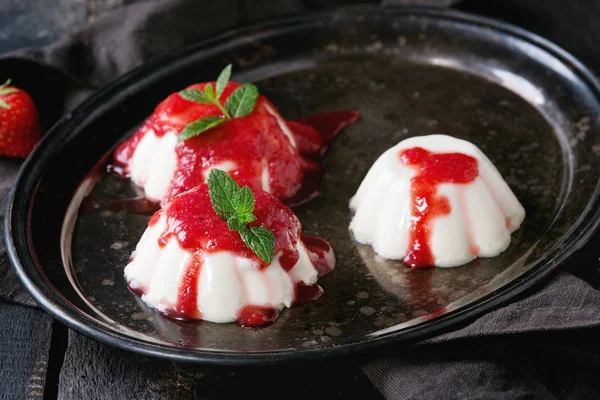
[294,283,324,305]
[400,147,479,268]
[298,110,359,145]
[171,257,203,320]
[127,280,144,296]
[302,235,334,277]
[237,306,280,328]
[148,211,161,227]
[282,111,359,206]
[111,82,358,206]
[279,250,300,272]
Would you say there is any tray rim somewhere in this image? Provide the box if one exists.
[6,5,600,365]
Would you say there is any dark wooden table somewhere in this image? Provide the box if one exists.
[2,0,600,399]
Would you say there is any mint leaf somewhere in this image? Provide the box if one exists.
[207,169,276,264]
[179,65,258,129]
[178,116,224,142]
[204,83,216,101]
[227,213,256,231]
[207,169,241,220]
[227,215,246,231]
[179,89,211,104]
[225,84,259,118]
[239,226,275,264]
[234,186,255,217]
[216,64,232,98]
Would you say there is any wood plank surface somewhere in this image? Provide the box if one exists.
[0,303,54,400]
[57,332,382,400]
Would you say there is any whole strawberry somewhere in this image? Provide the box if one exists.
[0,79,41,158]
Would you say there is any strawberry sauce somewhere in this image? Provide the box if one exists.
[131,184,334,327]
[399,147,479,268]
[154,185,301,267]
[302,235,335,277]
[237,306,280,328]
[167,257,203,321]
[112,81,358,205]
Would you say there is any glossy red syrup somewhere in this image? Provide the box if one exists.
[165,257,203,321]
[302,235,335,277]
[80,197,160,215]
[127,280,144,296]
[399,147,479,268]
[294,282,324,305]
[237,306,280,328]
[112,81,358,205]
[136,184,334,327]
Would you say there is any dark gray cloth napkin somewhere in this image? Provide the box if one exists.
[2,0,600,398]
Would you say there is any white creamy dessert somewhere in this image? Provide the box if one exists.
[124,183,335,326]
[112,79,357,206]
[349,134,525,268]
[117,101,296,204]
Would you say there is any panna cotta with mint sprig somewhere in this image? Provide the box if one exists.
[125,169,335,327]
[112,64,358,206]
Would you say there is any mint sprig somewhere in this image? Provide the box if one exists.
[225,84,259,118]
[177,116,224,141]
[215,64,231,98]
[239,226,276,266]
[207,169,275,264]
[177,64,259,142]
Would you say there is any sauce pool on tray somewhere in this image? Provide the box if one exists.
[125,169,335,327]
[111,64,358,206]
[350,134,526,268]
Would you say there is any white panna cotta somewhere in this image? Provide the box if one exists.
[112,81,357,206]
[125,184,335,326]
[349,134,525,268]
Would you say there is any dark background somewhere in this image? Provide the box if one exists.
[4,0,600,77]
[2,0,600,399]
[0,0,145,53]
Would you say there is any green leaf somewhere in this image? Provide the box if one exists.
[0,79,18,101]
[216,64,232,98]
[234,186,255,217]
[207,169,241,220]
[225,84,259,118]
[179,89,211,104]
[204,83,216,101]
[207,169,276,263]
[227,213,256,231]
[239,226,276,264]
[177,116,224,142]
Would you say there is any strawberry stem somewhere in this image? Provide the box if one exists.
[0,78,18,109]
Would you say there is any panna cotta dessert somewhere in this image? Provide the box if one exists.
[113,65,357,205]
[350,134,525,268]
[125,169,335,327]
